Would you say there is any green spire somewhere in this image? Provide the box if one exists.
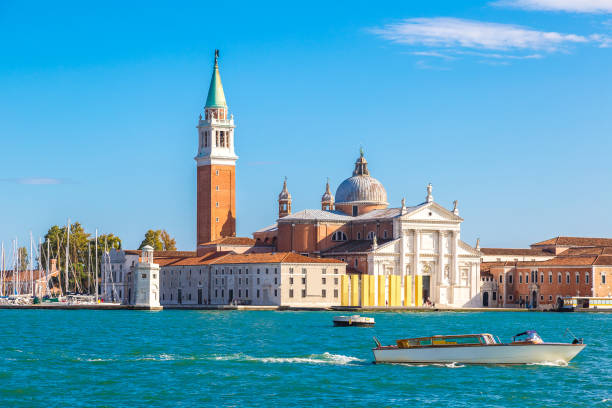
[205,49,227,109]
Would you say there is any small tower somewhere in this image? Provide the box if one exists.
[134,245,160,309]
[321,178,334,211]
[278,177,292,218]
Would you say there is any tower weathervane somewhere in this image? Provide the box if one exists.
[214,49,219,66]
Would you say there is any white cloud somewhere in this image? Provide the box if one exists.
[370,18,592,52]
[0,177,67,185]
[492,0,612,13]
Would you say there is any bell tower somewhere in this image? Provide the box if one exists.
[278,177,292,218]
[195,50,237,245]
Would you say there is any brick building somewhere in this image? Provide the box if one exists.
[480,237,612,308]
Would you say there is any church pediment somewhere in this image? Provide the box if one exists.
[401,202,463,223]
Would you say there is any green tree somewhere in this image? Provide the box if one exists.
[139,230,163,251]
[18,247,28,271]
[160,230,176,251]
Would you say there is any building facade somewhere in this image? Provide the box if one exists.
[253,152,482,308]
[480,237,612,308]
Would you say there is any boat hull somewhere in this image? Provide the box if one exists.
[333,321,374,327]
[373,343,585,365]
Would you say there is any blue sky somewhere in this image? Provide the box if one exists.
[1,0,611,254]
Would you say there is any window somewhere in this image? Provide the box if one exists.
[302,268,306,274]
[566,272,570,284]
[540,273,544,284]
[492,292,497,300]
[257,269,260,274]
[153,274,156,279]
[215,202,219,208]
[275,268,278,274]
[322,278,326,284]
[215,217,219,223]
[508,295,513,301]
[576,273,580,284]
[602,273,606,284]
[322,289,327,297]
[257,278,260,284]
[549,272,552,284]
[301,289,306,297]
[246,290,248,297]
[266,268,269,274]
[367,231,375,240]
[540,295,544,301]
[356,232,361,240]
[216,169,219,176]
[354,259,358,268]
[334,278,338,285]
[322,268,327,275]
[274,289,277,297]
[331,231,347,242]
[216,131,219,146]
[301,277,306,284]
[519,274,523,284]
[289,277,294,285]
[274,278,278,284]
[246,278,249,284]
[383,230,388,239]
[142,274,146,278]
[352,206,358,216]
[215,290,218,297]
[334,289,339,298]
[289,289,294,298]
[558,272,562,284]
[525,274,529,284]
[257,289,260,298]
[509,274,513,284]
[289,268,294,274]
[586,273,589,284]
[215,185,219,191]
[499,275,503,284]
[549,295,553,301]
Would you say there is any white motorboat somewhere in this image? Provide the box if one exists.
[372,331,585,365]
[333,315,375,327]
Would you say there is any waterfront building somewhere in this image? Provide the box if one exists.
[480,237,612,308]
[253,152,482,308]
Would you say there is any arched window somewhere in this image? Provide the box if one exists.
[585,272,589,284]
[204,131,208,147]
[331,231,347,242]
[575,272,580,284]
[558,272,562,284]
[508,274,513,284]
[499,275,503,283]
[383,230,388,239]
[357,232,362,240]
[367,231,375,240]
[549,272,552,284]
[519,274,523,284]
[566,272,570,284]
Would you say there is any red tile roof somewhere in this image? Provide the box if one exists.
[198,237,255,246]
[154,251,344,267]
[480,248,551,256]
[531,236,612,247]
[125,250,197,257]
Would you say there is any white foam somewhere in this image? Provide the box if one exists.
[527,360,569,367]
[212,352,364,365]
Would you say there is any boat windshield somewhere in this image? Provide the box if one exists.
[397,334,492,348]
[512,330,543,344]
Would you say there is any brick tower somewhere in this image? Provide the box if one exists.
[195,50,237,245]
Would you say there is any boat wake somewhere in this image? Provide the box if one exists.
[212,352,365,366]
[527,360,569,367]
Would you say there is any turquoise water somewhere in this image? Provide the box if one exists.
[1,310,610,407]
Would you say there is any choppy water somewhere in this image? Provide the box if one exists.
[0,310,610,407]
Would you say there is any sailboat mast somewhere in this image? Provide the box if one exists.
[65,219,70,295]
[46,238,50,298]
[56,232,62,296]
[29,232,34,297]
[95,229,98,302]
[15,237,19,295]
[1,242,4,297]
[87,243,91,295]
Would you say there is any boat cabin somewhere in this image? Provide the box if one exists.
[396,334,497,348]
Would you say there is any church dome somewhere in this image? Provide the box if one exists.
[335,150,387,206]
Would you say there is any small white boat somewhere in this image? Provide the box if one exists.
[333,315,375,327]
[373,331,585,365]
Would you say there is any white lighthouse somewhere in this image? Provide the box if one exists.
[134,245,161,309]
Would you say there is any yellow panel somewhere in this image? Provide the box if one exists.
[368,275,376,306]
[378,275,386,306]
[388,275,398,307]
[360,275,369,307]
[351,274,359,306]
[404,275,412,306]
[341,275,349,306]
[414,275,423,307]
[395,275,402,307]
